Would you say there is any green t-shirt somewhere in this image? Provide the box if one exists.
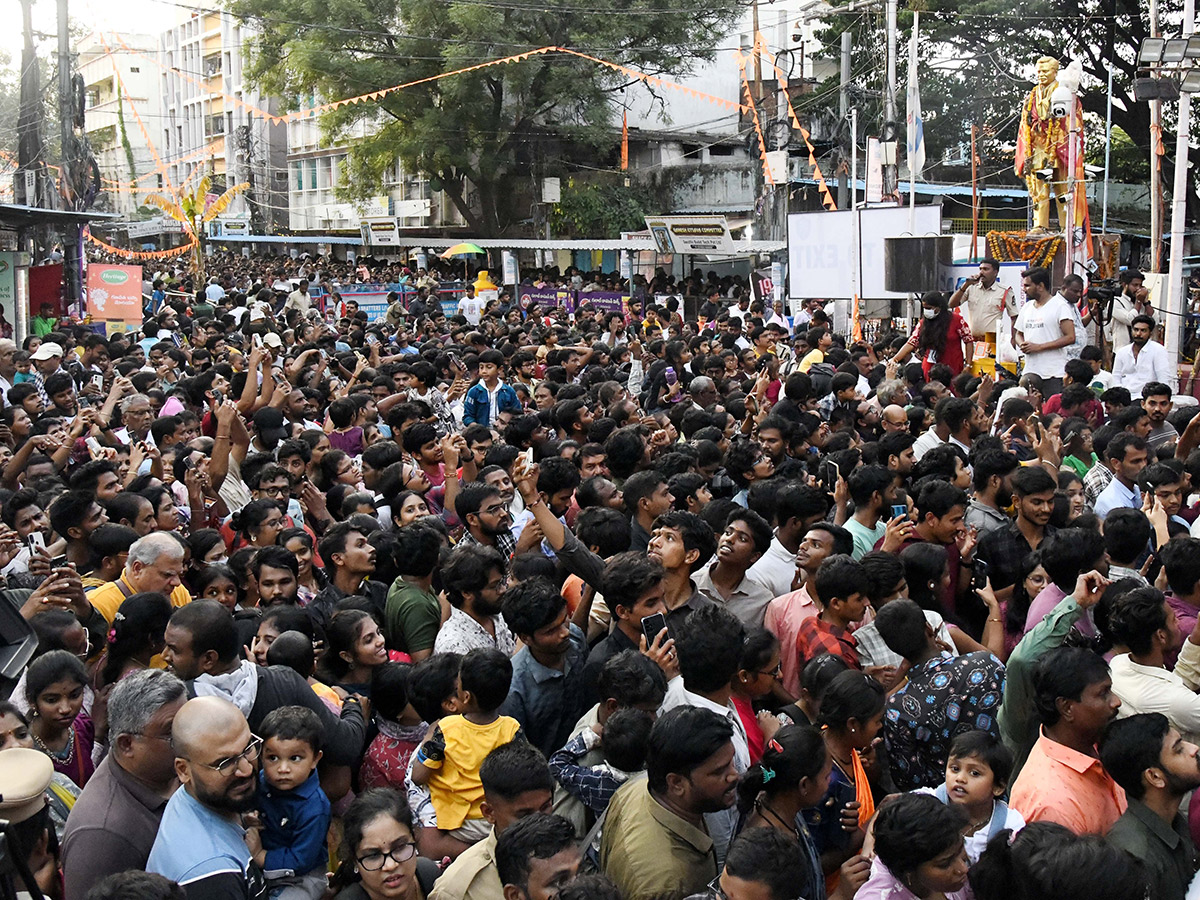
[844,517,887,560]
[384,579,441,655]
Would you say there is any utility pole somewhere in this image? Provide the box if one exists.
[1149,0,1163,271]
[752,0,763,101]
[883,0,898,199]
[58,0,82,306]
[1164,0,1195,380]
[838,32,851,210]
[17,0,42,211]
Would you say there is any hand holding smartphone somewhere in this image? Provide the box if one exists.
[640,612,669,648]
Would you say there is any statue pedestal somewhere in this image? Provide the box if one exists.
[986,231,1066,283]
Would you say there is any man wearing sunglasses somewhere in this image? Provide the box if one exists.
[148,696,268,900]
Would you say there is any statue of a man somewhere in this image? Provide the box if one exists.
[1015,56,1072,234]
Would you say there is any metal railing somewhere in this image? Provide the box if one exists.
[946,218,1028,234]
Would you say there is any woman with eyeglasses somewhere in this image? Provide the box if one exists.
[730,628,785,765]
[332,789,439,900]
[229,499,286,552]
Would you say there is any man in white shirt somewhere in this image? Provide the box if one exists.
[204,277,225,303]
[283,279,312,315]
[1106,270,1149,354]
[1015,265,1075,395]
[1107,586,1200,743]
[1057,274,1087,360]
[1113,314,1174,395]
[458,288,484,326]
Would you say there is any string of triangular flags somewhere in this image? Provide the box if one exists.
[735,50,774,187]
[85,231,198,260]
[752,31,837,210]
[96,34,837,202]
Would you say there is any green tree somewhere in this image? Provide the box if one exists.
[549,175,655,238]
[226,0,741,235]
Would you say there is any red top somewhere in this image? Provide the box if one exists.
[905,310,974,377]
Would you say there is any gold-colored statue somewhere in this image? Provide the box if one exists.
[1014,57,1072,235]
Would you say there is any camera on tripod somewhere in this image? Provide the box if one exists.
[1086,279,1119,303]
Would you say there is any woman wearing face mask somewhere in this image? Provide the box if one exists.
[890,291,975,379]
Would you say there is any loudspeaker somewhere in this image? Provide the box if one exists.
[884,235,954,294]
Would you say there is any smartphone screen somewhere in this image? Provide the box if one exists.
[640,612,669,647]
[891,503,907,519]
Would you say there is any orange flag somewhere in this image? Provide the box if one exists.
[621,109,629,171]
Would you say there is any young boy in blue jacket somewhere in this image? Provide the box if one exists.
[247,706,331,900]
[462,349,522,427]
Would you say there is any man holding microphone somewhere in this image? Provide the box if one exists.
[949,257,1018,372]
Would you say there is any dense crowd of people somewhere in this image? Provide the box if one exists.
[0,250,1195,900]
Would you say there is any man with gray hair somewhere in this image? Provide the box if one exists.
[88,531,192,625]
[114,392,155,448]
[0,338,15,407]
[61,669,187,900]
[873,378,908,409]
[688,375,719,411]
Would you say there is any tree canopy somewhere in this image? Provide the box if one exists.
[227,0,743,234]
[812,0,1195,226]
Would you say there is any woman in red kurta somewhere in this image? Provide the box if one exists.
[893,291,975,378]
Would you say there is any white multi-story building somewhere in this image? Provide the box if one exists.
[286,105,466,234]
[77,31,163,217]
[157,6,288,233]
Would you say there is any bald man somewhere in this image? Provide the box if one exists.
[881,405,909,433]
[147,697,267,900]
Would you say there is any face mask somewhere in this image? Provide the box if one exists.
[923,309,939,320]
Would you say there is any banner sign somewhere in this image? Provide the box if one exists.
[644,216,735,254]
[751,268,775,305]
[574,291,629,317]
[310,281,644,324]
[86,264,143,333]
[360,217,401,247]
[518,286,570,311]
[0,253,19,310]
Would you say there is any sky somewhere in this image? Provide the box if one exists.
[2,0,179,71]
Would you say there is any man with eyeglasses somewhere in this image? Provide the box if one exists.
[147,695,268,900]
[88,531,191,626]
[457,483,518,561]
[62,670,187,900]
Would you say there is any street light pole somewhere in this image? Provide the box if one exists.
[1150,0,1164,271]
[1165,0,1195,387]
[884,0,898,199]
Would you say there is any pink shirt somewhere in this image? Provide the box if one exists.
[853,856,971,900]
[764,585,818,697]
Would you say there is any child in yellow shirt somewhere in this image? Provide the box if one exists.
[411,647,522,843]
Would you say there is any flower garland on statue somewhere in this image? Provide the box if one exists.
[987,231,1063,270]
